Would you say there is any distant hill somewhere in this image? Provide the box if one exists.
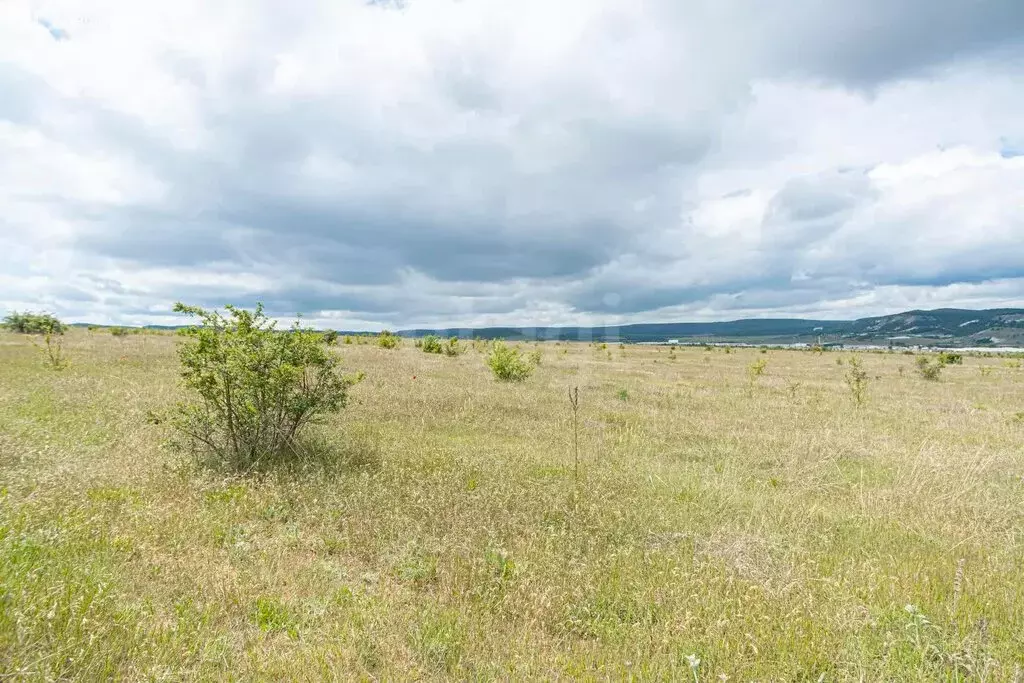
[399,308,1024,347]
[68,307,1024,347]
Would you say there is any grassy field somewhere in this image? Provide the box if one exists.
[2,330,1023,680]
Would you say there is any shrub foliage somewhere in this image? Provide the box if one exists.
[2,311,66,335]
[169,302,355,470]
[378,330,401,349]
[916,356,942,381]
[421,335,463,357]
[421,335,444,354]
[486,341,536,382]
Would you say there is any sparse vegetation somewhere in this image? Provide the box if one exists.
[444,336,462,357]
[844,356,869,406]
[420,335,463,357]
[916,355,943,381]
[747,358,768,389]
[1,333,1023,679]
[36,323,68,371]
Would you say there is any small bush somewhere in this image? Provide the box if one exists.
[2,311,66,335]
[421,335,444,354]
[110,327,130,337]
[916,356,942,381]
[844,356,869,406]
[487,341,535,382]
[322,330,339,345]
[748,358,768,387]
[167,302,356,471]
[444,336,462,357]
[528,348,542,366]
[937,351,963,366]
[377,330,400,349]
[343,335,353,345]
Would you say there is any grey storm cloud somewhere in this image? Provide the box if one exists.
[1,0,1024,328]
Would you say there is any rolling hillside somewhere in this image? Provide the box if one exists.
[401,308,1024,346]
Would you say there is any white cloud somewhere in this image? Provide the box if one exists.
[1,0,1023,328]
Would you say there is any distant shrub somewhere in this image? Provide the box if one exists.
[916,356,942,381]
[844,356,869,406]
[110,327,130,337]
[2,311,65,335]
[748,358,768,387]
[616,388,628,401]
[487,341,536,382]
[343,335,353,345]
[937,351,962,366]
[444,336,462,357]
[421,335,444,354]
[377,330,400,349]
[321,330,338,345]
[529,348,542,366]
[166,302,356,471]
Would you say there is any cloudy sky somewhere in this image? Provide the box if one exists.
[2,0,1023,329]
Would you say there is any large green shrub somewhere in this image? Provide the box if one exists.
[486,341,536,382]
[2,311,65,335]
[167,302,356,470]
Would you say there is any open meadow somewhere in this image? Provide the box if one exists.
[2,330,1023,680]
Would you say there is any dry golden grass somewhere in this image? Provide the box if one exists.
[2,330,1023,680]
